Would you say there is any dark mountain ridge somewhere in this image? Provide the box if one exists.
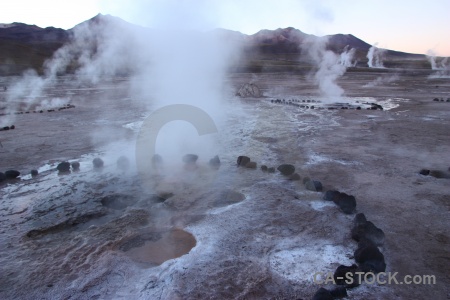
[0,14,436,75]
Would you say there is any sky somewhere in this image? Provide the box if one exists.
[1,0,450,56]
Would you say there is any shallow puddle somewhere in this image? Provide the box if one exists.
[121,229,196,266]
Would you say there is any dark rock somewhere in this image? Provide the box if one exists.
[182,154,198,164]
[312,288,333,300]
[330,287,348,298]
[433,98,439,101]
[93,157,104,169]
[117,156,130,171]
[354,239,386,273]
[209,155,221,169]
[302,176,310,184]
[267,167,275,173]
[71,161,80,171]
[429,170,450,179]
[260,165,268,172]
[356,106,361,110]
[10,125,15,129]
[245,161,257,169]
[57,162,71,173]
[5,170,20,179]
[0,172,6,182]
[237,156,251,167]
[277,164,295,176]
[334,264,360,288]
[323,190,340,201]
[2,126,9,130]
[353,213,367,226]
[31,169,38,177]
[289,173,301,181]
[332,192,356,214]
[419,169,430,175]
[305,180,323,192]
[352,216,385,246]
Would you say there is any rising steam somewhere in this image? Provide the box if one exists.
[302,37,355,101]
[367,43,386,68]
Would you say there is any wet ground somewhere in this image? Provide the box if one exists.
[0,70,449,299]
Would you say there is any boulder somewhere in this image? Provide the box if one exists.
[93,158,104,169]
[351,214,385,246]
[0,172,6,182]
[117,156,130,171]
[330,287,348,298]
[71,161,80,171]
[312,288,333,300]
[277,164,295,176]
[429,170,450,179]
[260,165,268,172]
[332,192,356,214]
[334,264,361,288]
[57,162,71,173]
[5,170,20,179]
[245,161,257,169]
[209,155,221,169]
[267,167,275,173]
[237,156,251,167]
[182,154,198,164]
[323,190,340,201]
[31,169,38,177]
[305,179,323,192]
[236,83,262,98]
[302,176,310,184]
[354,239,386,273]
[10,125,15,129]
[419,169,430,175]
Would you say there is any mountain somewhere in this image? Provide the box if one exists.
[0,14,433,75]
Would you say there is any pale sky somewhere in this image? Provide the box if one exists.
[1,0,449,56]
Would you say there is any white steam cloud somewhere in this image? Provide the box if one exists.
[2,6,241,160]
[303,37,355,101]
[367,43,386,68]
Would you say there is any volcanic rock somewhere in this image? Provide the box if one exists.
[351,214,385,246]
[182,154,198,164]
[71,161,80,171]
[312,288,333,300]
[330,287,348,298]
[5,170,20,179]
[354,239,386,273]
[209,155,221,169]
[57,162,71,173]
[93,157,104,169]
[419,169,430,175]
[237,156,251,167]
[331,191,356,214]
[323,190,340,201]
[236,83,262,98]
[117,156,130,171]
[305,179,323,192]
[334,264,361,288]
[277,164,295,176]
